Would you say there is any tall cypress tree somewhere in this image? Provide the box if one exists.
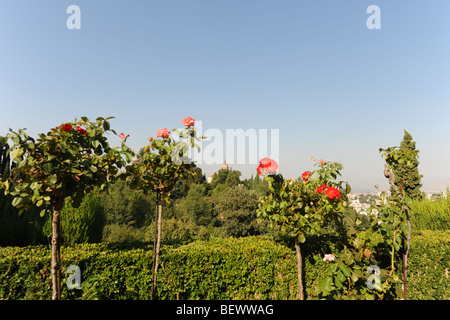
[393,130,423,200]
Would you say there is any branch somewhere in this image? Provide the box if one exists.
[384,162,398,192]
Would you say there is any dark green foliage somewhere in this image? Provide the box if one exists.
[213,185,263,237]
[0,136,11,180]
[181,183,215,227]
[209,168,241,190]
[49,191,105,245]
[394,130,423,200]
[407,230,450,299]
[0,192,47,246]
[101,179,153,228]
[0,233,447,300]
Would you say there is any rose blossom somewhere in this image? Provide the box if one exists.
[257,157,278,176]
[76,126,87,135]
[181,116,195,127]
[156,128,171,139]
[59,124,72,132]
[324,187,340,200]
[316,184,328,194]
[323,254,335,262]
[118,133,130,141]
[301,171,311,182]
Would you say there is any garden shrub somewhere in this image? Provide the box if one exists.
[0,233,448,300]
[407,230,450,300]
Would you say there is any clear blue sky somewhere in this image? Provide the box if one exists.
[1,1,449,192]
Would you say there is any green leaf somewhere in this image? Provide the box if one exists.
[48,174,58,185]
[334,275,343,289]
[42,162,54,173]
[338,261,351,277]
[11,197,24,207]
[321,277,333,293]
[297,232,306,243]
[11,148,24,162]
[336,270,346,283]
[40,209,46,217]
[103,121,110,131]
[92,140,100,148]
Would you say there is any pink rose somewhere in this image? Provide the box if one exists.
[323,254,335,262]
[181,117,195,127]
[118,133,130,141]
[156,128,171,139]
[257,157,278,176]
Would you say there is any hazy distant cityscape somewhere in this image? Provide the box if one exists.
[349,190,449,216]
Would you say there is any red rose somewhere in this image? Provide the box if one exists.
[257,157,278,175]
[59,124,72,132]
[76,126,87,135]
[181,116,195,127]
[256,165,263,176]
[301,171,311,182]
[324,187,340,199]
[316,184,328,194]
[156,128,171,139]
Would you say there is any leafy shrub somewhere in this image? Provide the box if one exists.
[407,230,450,299]
[0,233,448,300]
[42,191,105,245]
[409,198,450,230]
[0,193,47,246]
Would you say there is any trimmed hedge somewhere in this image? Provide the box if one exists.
[0,234,448,300]
[407,230,450,300]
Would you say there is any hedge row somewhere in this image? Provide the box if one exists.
[0,233,448,300]
[407,230,450,300]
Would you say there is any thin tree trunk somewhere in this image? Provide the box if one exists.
[295,240,304,300]
[152,190,160,274]
[402,207,412,300]
[151,192,163,300]
[51,198,64,300]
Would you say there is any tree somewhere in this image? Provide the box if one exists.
[381,130,423,200]
[125,117,204,300]
[0,117,129,299]
[379,130,420,299]
[210,168,241,190]
[257,157,350,300]
[213,185,261,237]
[182,183,215,227]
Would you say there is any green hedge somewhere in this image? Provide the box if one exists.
[407,230,450,300]
[0,234,448,300]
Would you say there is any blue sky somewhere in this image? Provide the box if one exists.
[1,1,449,192]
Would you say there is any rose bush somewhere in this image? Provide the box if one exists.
[0,116,131,299]
[256,157,350,299]
[124,117,205,299]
